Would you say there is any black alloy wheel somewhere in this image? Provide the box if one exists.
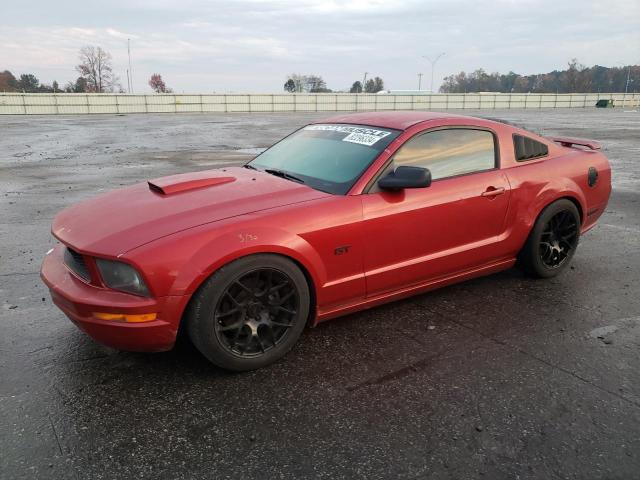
[214,268,299,357]
[538,210,579,268]
[519,199,581,278]
[186,254,310,371]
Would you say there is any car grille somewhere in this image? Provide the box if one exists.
[63,247,91,282]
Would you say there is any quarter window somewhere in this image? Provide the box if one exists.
[513,134,548,161]
[393,129,497,180]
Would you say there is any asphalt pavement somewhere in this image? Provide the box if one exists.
[1,109,639,479]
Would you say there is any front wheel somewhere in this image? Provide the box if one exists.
[186,254,310,371]
[519,199,581,278]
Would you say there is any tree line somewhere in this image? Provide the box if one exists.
[5,52,635,95]
[440,59,638,93]
[0,45,171,93]
[283,74,385,93]
[0,71,63,93]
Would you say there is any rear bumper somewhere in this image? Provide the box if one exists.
[40,244,187,352]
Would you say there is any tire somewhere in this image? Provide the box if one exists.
[186,254,310,371]
[519,199,581,278]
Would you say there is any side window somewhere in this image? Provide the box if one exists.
[513,134,548,161]
[393,129,497,180]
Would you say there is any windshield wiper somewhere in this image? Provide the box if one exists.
[264,168,305,184]
[243,164,258,170]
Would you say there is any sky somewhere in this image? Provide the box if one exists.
[1,0,639,93]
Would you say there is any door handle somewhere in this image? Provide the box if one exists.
[481,187,505,197]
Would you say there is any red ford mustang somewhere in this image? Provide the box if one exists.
[41,112,611,370]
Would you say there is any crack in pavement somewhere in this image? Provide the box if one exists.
[346,351,447,392]
[443,315,640,410]
[600,223,640,233]
[48,413,63,456]
[0,271,40,277]
[345,310,640,410]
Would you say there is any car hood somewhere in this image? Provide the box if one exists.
[53,166,328,255]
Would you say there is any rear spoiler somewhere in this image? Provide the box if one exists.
[549,136,601,150]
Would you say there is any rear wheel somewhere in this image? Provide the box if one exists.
[186,254,310,371]
[519,199,581,278]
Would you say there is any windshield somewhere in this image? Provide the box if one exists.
[248,124,400,194]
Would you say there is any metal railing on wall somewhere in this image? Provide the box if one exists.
[0,92,638,115]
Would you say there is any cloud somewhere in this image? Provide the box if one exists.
[106,28,139,40]
[180,21,214,28]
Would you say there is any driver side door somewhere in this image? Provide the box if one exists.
[361,127,511,297]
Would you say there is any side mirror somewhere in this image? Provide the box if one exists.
[378,166,431,191]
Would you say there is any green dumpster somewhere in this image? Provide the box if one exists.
[595,99,614,108]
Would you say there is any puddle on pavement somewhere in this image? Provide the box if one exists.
[135,150,257,168]
[235,147,266,155]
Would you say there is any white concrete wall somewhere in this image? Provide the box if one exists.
[1,92,638,115]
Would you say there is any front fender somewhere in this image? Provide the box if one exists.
[180,224,326,296]
[126,216,325,300]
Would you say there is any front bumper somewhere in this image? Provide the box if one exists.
[40,244,186,352]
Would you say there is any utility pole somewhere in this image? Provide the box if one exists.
[423,52,446,93]
[127,38,133,93]
[418,73,423,91]
[362,72,368,93]
[617,61,633,96]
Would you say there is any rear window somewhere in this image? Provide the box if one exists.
[514,135,548,161]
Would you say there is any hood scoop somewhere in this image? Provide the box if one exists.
[148,171,236,195]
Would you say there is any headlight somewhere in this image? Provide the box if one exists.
[96,259,150,297]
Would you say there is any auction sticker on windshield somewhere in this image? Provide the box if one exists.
[305,124,392,146]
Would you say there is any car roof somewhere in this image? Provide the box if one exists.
[317,111,472,131]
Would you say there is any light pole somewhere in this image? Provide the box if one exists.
[362,72,368,93]
[418,73,423,91]
[127,38,133,93]
[625,65,631,95]
[616,61,633,95]
[423,52,446,93]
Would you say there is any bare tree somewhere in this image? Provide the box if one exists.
[76,46,119,92]
[305,75,327,92]
[286,73,330,93]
